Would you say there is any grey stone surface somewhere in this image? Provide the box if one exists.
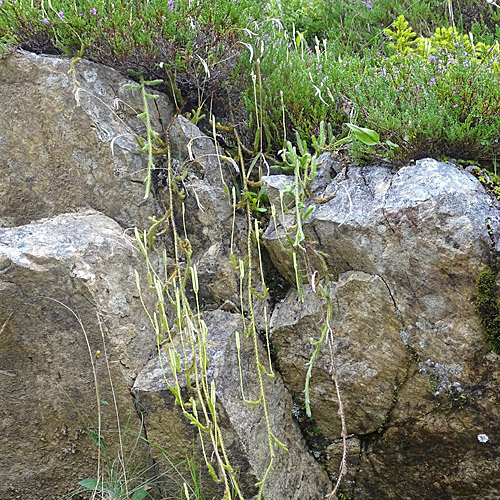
[270,274,407,438]
[0,50,172,229]
[308,151,344,196]
[265,159,500,499]
[133,310,332,499]
[5,47,499,499]
[0,210,156,500]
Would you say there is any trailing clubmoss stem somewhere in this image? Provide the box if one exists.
[231,102,288,498]
[124,74,163,199]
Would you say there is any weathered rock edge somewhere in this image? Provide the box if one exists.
[264,159,500,499]
[0,211,156,500]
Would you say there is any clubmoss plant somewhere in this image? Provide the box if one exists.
[124,72,164,199]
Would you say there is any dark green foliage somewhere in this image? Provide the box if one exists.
[0,0,264,114]
[475,268,500,355]
[2,0,500,166]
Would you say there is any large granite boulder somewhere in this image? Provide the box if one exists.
[0,49,172,229]
[0,211,156,500]
[265,159,500,499]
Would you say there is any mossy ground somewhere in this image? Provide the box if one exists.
[475,267,500,354]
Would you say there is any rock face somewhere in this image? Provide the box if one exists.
[0,49,172,229]
[265,159,500,499]
[0,211,156,500]
[133,310,331,499]
[3,48,500,500]
[0,50,330,500]
[158,115,249,307]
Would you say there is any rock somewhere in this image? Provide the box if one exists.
[265,159,500,498]
[0,50,328,500]
[0,49,172,229]
[270,274,407,437]
[133,310,332,499]
[262,174,295,208]
[157,116,264,309]
[168,115,239,187]
[308,152,344,196]
[0,211,156,500]
[0,48,253,308]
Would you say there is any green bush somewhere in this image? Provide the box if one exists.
[1,0,500,165]
[237,12,500,163]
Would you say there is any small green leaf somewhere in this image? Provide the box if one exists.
[183,410,205,429]
[346,123,380,146]
[230,253,238,269]
[78,478,99,490]
[247,154,260,176]
[253,127,261,152]
[131,488,148,500]
[303,206,314,218]
[143,79,163,86]
[385,140,400,148]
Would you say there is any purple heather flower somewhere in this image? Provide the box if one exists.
[58,11,64,19]
[428,55,436,63]
[429,77,436,85]
[0,1,3,6]
[90,7,97,15]
[168,0,174,10]
[264,33,269,41]
[364,0,372,8]
[453,104,458,107]
[43,18,49,24]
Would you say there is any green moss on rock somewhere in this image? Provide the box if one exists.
[475,268,500,355]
